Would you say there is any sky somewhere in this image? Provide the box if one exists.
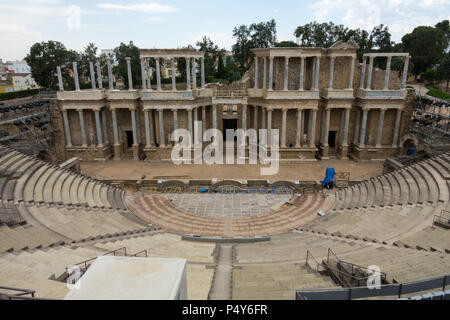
[0,0,449,61]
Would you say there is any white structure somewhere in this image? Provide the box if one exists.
[12,73,39,91]
[7,60,31,74]
[64,256,187,300]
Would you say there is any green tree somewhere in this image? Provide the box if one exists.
[79,43,98,82]
[232,19,277,73]
[113,41,141,89]
[437,52,450,93]
[216,55,227,79]
[232,24,252,72]
[196,37,225,82]
[24,40,78,89]
[401,26,447,77]
[275,41,298,47]
[435,20,450,50]
[250,19,277,48]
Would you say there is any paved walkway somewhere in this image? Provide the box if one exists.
[161,193,292,217]
[80,160,383,181]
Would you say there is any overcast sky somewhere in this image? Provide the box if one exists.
[1,0,449,61]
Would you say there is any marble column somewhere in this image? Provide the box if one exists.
[186,57,191,90]
[348,57,355,89]
[328,57,335,89]
[111,109,119,145]
[144,110,151,148]
[131,108,138,146]
[376,109,385,147]
[359,109,368,146]
[263,57,267,89]
[155,58,162,90]
[94,110,103,147]
[366,56,374,89]
[212,105,217,129]
[78,109,87,147]
[107,59,114,90]
[268,58,274,91]
[125,57,133,90]
[299,57,305,90]
[284,57,289,91]
[192,58,197,88]
[187,109,193,145]
[281,108,287,147]
[57,66,64,91]
[311,58,316,89]
[253,106,258,130]
[141,59,147,90]
[314,57,321,89]
[172,109,178,131]
[201,58,205,88]
[73,62,80,91]
[392,109,402,147]
[135,109,141,144]
[353,110,361,144]
[148,110,155,147]
[342,108,350,146]
[171,58,176,91]
[89,61,96,90]
[101,109,108,144]
[158,109,165,147]
[402,56,410,89]
[359,57,367,89]
[254,57,259,89]
[267,108,272,145]
[322,109,330,146]
[96,62,103,89]
[384,56,392,90]
[202,106,206,133]
[242,105,247,131]
[309,109,317,147]
[295,109,302,147]
[261,107,266,129]
[62,110,72,147]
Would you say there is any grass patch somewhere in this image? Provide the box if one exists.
[425,84,450,100]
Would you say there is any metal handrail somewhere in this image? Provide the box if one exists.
[67,247,127,274]
[0,286,35,299]
[131,250,148,257]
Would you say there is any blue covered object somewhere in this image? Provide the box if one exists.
[407,147,415,155]
[199,189,209,193]
[321,168,335,187]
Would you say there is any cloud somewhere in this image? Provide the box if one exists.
[0,23,43,60]
[184,33,234,51]
[98,2,178,13]
[309,0,450,42]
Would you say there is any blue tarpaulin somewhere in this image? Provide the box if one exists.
[321,168,335,186]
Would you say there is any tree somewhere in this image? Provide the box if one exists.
[232,19,278,73]
[25,40,78,89]
[435,20,450,50]
[232,25,253,73]
[216,55,227,79]
[250,19,277,48]
[113,41,141,89]
[437,52,450,93]
[79,43,98,82]
[401,26,447,77]
[196,37,225,82]
[275,41,298,47]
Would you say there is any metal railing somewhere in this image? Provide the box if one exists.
[67,247,127,275]
[297,274,450,300]
[0,286,35,300]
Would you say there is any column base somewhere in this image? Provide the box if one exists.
[337,144,349,160]
[113,144,122,161]
[318,143,329,160]
[132,144,140,161]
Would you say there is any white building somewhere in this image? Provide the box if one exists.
[8,60,31,74]
[12,73,39,91]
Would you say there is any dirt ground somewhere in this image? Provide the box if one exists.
[80,159,383,181]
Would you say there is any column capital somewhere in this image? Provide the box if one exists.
[125,57,131,61]
[76,108,83,113]
[171,108,178,113]
[157,108,164,113]
[281,108,288,113]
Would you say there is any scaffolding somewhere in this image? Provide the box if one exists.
[0,99,54,160]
